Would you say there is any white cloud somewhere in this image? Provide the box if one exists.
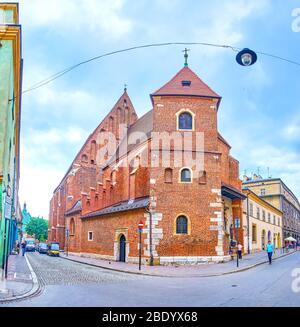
[193,0,271,52]
[18,0,133,39]
[282,115,300,141]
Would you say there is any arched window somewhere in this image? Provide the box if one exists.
[176,216,188,234]
[180,168,192,183]
[90,140,96,164]
[178,111,193,130]
[109,116,114,131]
[70,218,75,235]
[164,168,173,183]
[81,154,88,162]
[111,170,117,184]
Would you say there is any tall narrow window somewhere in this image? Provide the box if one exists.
[180,168,192,183]
[109,116,114,131]
[249,203,253,216]
[70,218,75,235]
[88,231,93,241]
[91,140,96,164]
[178,112,193,130]
[176,216,188,234]
[111,170,117,184]
[164,168,173,183]
[252,224,257,242]
[257,207,260,219]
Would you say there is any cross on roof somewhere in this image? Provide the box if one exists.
[183,48,190,67]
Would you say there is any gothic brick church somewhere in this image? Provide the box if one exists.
[48,61,245,265]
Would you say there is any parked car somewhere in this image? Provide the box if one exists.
[47,242,60,257]
[38,243,48,254]
[25,240,36,252]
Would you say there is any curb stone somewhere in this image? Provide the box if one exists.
[0,254,42,303]
[61,250,298,279]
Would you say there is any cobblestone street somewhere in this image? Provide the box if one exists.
[26,253,144,286]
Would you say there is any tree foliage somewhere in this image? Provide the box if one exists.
[25,217,48,241]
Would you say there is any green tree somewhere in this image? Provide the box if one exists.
[25,217,48,241]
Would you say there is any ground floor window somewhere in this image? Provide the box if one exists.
[88,231,93,241]
[252,224,257,242]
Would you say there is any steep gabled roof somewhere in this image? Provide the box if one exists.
[54,90,136,192]
[104,109,153,168]
[151,66,221,103]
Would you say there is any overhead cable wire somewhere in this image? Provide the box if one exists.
[21,42,300,95]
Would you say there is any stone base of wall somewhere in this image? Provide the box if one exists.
[159,255,232,265]
[69,252,150,265]
[69,252,232,265]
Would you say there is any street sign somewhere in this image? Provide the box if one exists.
[138,221,144,230]
[4,196,12,219]
[235,218,240,229]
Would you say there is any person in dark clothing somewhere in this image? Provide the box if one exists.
[21,241,26,256]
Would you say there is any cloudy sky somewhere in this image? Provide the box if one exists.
[9,0,300,218]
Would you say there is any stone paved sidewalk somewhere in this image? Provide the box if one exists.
[0,253,33,301]
[61,248,298,278]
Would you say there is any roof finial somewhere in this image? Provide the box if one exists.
[124,83,127,92]
[183,48,190,67]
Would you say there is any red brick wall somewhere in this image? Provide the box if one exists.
[80,209,146,259]
[65,212,82,252]
[151,96,222,257]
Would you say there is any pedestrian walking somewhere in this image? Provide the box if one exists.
[21,241,26,256]
[237,243,243,259]
[266,240,274,265]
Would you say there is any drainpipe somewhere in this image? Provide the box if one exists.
[146,205,154,266]
[246,193,250,255]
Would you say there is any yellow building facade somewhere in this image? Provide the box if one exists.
[243,177,300,242]
[242,189,283,253]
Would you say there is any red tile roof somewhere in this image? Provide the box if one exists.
[151,66,221,100]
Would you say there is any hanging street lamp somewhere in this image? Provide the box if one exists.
[236,48,258,66]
